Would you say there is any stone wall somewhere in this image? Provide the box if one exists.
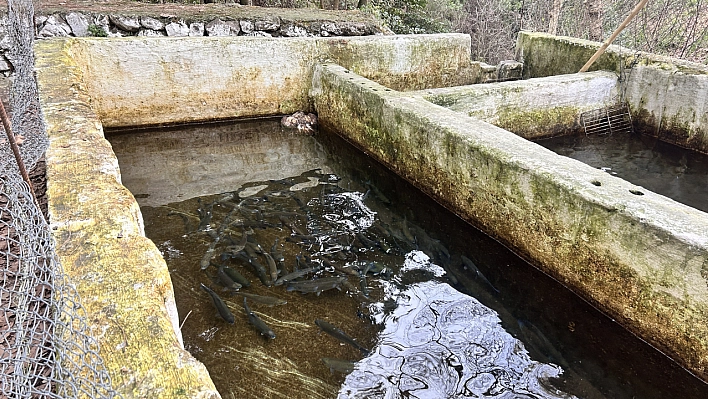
[516,31,708,154]
[311,62,708,382]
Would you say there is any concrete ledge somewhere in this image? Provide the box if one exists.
[59,34,475,128]
[36,39,220,398]
[516,31,708,153]
[311,63,708,381]
[412,71,619,139]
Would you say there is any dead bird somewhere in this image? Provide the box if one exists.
[281,111,317,133]
[201,283,235,324]
[286,276,347,295]
[321,357,356,374]
[315,319,370,356]
[461,255,499,293]
[243,298,276,339]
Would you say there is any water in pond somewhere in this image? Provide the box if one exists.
[535,130,708,213]
[108,120,708,399]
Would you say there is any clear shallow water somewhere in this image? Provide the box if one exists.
[108,119,708,399]
[535,131,708,213]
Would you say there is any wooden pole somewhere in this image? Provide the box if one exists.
[579,0,649,73]
[0,99,40,211]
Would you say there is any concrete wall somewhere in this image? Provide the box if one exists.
[311,63,708,381]
[64,34,476,128]
[412,71,619,139]
[516,31,708,153]
[33,34,476,397]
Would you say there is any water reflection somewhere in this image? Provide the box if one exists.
[344,277,572,399]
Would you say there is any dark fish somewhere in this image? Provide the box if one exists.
[355,232,376,248]
[200,283,235,324]
[315,319,370,356]
[223,229,249,256]
[461,255,499,293]
[200,239,220,270]
[286,276,347,295]
[263,252,279,283]
[274,266,320,286]
[243,298,276,339]
[220,265,251,288]
[321,357,355,374]
[196,199,214,231]
[216,265,242,291]
[233,292,287,306]
[280,215,306,236]
[166,210,196,234]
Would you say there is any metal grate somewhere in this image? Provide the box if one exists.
[580,102,634,136]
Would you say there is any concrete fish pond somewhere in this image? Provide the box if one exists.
[535,130,708,213]
[108,119,708,398]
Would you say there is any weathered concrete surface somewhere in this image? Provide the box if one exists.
[35,39,220,398]
[311,63,708,381]
[516,31,708,154]
[412,71,619,139]
[60,34,475,128]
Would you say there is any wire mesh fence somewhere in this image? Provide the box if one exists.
[1,0,121,397]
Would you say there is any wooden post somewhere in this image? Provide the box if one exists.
[579,0,649,73]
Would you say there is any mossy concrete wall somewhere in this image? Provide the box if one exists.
[412,71,619,139]
[36,40,220,398]
[311,63,708,382]
[516,31,708,153]
[63,34,476,128]
[33,34,477,397]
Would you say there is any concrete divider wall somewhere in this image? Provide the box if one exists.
[64,34,475,128]
[516,31,708,153]
[311,63,708,381]
[412,71,619,139]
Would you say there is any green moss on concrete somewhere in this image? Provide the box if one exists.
[312,63,708,382]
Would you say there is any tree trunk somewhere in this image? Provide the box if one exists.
[357,0,368,8]
[585,0,603,41]
[548,0,564,35]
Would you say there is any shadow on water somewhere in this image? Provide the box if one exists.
[108,119,708,399]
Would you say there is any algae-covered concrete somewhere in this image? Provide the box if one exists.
[62,33,475,128]
[311,63,708,381]
[36,40,220,398]
[412,71,619,139]
[516,31,708,154]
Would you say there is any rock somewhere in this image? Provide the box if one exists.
[205,19,240,36]
[279,23,309,37]
[66,12,90,37]
[37,15,72,38]
[338,22,369,36]
[497,60,523,81]
[0,54,13,73]
[140,17,164,31]
[165,21,189,37]
[109,15,141,32]
[239,20,254,34]
[189,22,205,37]
[245,31,272,37]
[34,15,48,28]
[254,16,280,32]
[137,28,167,37]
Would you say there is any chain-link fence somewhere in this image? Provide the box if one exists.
[1,1,120,397]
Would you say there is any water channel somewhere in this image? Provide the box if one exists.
[108,119,708,399]
[536,130,708,213]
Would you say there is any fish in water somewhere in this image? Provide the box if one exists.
[286,276,347,295]
[218,264,251,288]
[315,319,370,356]
[243,298,276,339]
[200,283,235,324]
[216,265,242,291]
[460,255,499,293]
[321,357,355,374]
[274,265,321,286]
[233,292,287,307]
[263,252,279,284]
